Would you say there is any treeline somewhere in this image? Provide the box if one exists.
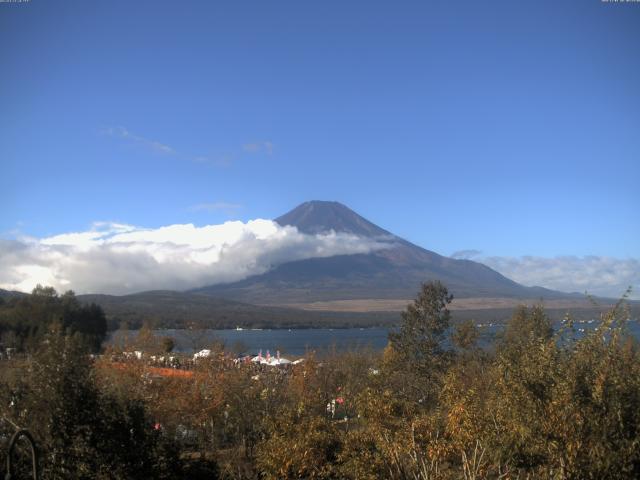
[78,290,399,331]
[0,285,107,352]
[0,282,639,479]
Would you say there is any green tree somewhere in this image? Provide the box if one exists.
[387,281,453,406]
[389,281,453,367]
[0,286,107,352]
[1,325,182,479]
[22,325,103,478]
[161,336,175,353]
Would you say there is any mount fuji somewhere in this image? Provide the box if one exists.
[193,201,569,306]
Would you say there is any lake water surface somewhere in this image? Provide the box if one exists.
[107,319,640,357]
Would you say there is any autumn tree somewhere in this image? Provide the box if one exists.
[1,325,182,479]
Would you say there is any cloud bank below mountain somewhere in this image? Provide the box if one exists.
[0,220,390,295]
[451,251,639,299]
[483,255,639,300]
[1,220,636,300]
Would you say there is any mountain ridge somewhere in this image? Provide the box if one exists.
[275,201,393,237]
[194,201,574,303]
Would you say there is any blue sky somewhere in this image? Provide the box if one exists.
[1,1,639,296]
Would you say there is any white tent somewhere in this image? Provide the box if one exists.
[266,357,292,366]
[193,349,211,360]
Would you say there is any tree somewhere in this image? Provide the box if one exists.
[60,291,108,352]
[257,413,341,480]
[161,336,176,353]
[385,280,453,409]
[500,304,553,349]
[389,281,452,373]
[3,325,183,479]
[0,286,107,352]
[451,319,480,352]
[22,325,103,478]
[131,321,162,354]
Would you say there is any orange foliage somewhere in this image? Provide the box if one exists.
[97,361,195,378]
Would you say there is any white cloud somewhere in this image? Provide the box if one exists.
[103,126,275,167]
[102,126,175,155]
[0,220,391,295]
[450,249,483,260]
[482,255,640,299]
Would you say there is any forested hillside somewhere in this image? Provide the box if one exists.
[0,285,107,352]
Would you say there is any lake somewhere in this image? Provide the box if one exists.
[110,327,396,356]
[107,319,640,357]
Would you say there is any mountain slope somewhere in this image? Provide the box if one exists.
[194,201,570,304]
[0,288,27,300]
[275,201,392,237]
